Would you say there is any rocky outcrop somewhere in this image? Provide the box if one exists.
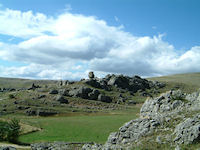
[55,95,69,104]
[174,114,200,144]
[97,94,112,103]
[140,90,186,118]
[105,118,160,146]
[88,71,95,79]
[31,142,90,150]
[68,86,93,99]
[82,89,200,149]
[0,147,16,150]
[67,86,112,102]
[25,108,57,116]
[83,74,165,93]
[49,89,59,94]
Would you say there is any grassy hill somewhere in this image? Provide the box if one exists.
[149,72,200,93]
[0,77,57,89]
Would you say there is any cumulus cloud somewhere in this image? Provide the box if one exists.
[0,8,200,79]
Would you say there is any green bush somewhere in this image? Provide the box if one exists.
[0,119,20,143]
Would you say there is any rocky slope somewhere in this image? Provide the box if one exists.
[82,89,200,150]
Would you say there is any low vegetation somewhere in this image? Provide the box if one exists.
[0,119,20,143]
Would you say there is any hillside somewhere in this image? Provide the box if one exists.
[0,72,200,150]
[149,72,200,93]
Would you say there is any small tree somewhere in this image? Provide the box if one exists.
[7,119,20,143]
[0,119,20,143]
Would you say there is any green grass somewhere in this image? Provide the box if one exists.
[149,72,200,93]
[2,108,140,144]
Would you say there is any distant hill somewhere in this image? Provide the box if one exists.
[148,72,200,93]
[0,77,57,89]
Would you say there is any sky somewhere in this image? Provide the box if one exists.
[0,0,200,80]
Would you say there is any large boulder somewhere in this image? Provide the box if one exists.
[68,86,93,99]
[55,95,69,104]
[88,89,100,100]
[98,94,112,103]
[49,89,59,94]
[88,71,95,79]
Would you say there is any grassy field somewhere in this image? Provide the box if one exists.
[2,107,140,144]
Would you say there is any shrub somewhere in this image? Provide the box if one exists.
[0,119,20,143]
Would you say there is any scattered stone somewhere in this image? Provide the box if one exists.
[49,89,59,94]
[38,94,46,99]
[55,95,69,104]
[25,108,57,116]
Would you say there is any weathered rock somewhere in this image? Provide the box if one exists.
[105,118,160,146]
[140,90,186,118]
[38,94,46,99]
[25,108,57,116]
[49,89,58,94]
[88,89,100,100]
[0,146,16,150]
[55,95,69,104]
[174,114,200,144]
[98,94,112,103]
[88,71,95,79]
[31,142,88,150]
[59,89,69,96]
[68,86,93,99]
[82,143,103,150]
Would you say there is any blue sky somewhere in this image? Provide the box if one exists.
[0,0,200,79]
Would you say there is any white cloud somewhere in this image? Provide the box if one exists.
[0,8,200,79]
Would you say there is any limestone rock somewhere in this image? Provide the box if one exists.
[174,114,200,144]
[55,95,69,104]
[49,89,58,94]
[88,71,95,79]
[98,94,112,103]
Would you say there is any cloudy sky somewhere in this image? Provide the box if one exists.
[0,0,200,80]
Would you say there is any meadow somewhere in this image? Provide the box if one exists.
[2,108,140,144]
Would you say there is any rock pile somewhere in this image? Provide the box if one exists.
[83,73,165,93]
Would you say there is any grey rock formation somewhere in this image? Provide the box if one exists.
[0,146,16,150]
[55,95,69,104]
[68,86,93,99]
[88,89,100,100]
[140,90,186,118]
[105,118,160,146]
[98,94,112,103]
[31,142,89,150]
[174,114,200,144]
[88,71,95,79]
[49,89,59,94]
[25,108,57,116]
